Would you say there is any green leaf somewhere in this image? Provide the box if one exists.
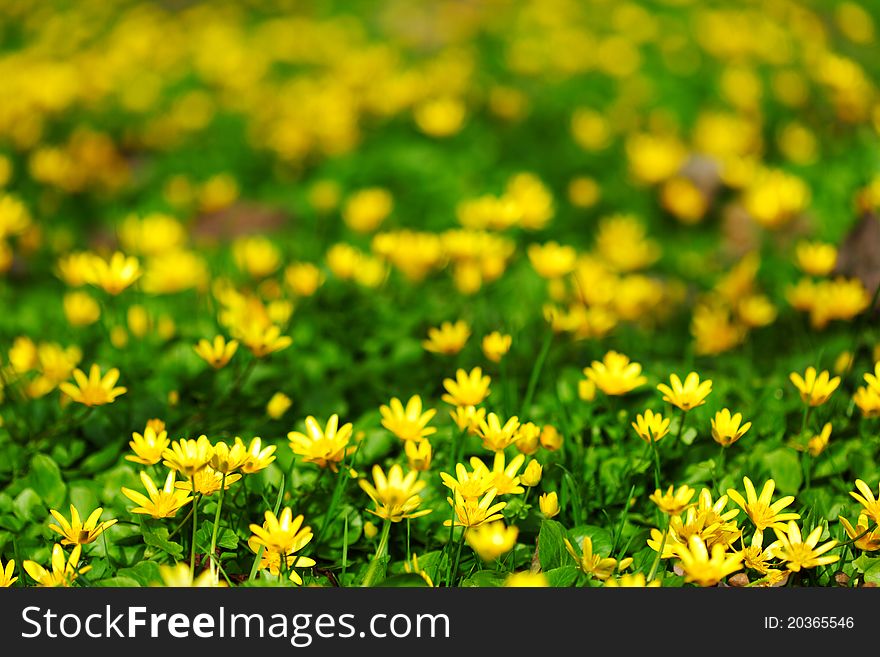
[117,561,163,587]
[544,565,579,587]
[196,521,239,552]
[25,454,66,508]
[93,577,141,587]
[380,573,431,587]
[460,570,506,587]
[13,488,46,522]
[567,525,613,558]
[764,449,803,494]
[142,522,184,559]
[79,442,123,474]
[538,518,567,571]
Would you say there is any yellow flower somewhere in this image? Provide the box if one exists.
[795,240,837,276]
[238,322,292,358]
[449,404,487,433]
[604,573,660,587]
[711,409,752,447]
[727,477,800,531]
[266,392,292,419]
[737,294,778,328]
[194,336,238,369]
[477,412,520,452]
[863,361,880,393]
[423,320,470,355]
[595,214,661,272]
[175,466,241,496]
[769,521,839,572]
[363,521,378,540]
[656,372,712,411]
[632,409,671,444]
[539,491,560,518]
[445,489,507,528]
[24,544,90,587]
[0,558,16,587]
[359,464,432,523]
[442,367,491,406]
[583,350,647,396]
[674,535,743,586]
[162,435,214,477]
[284,262,325,297]
[466,521,518,561]
[440,462,493,500]
[232,236,280,278]
[805,423,832,457]
[853,385,880,418]
[850,479,880,525]
[248,507,313,557]
[691,303,746,356]
[59,364,127,406]
[475,452,526,496]
[839,514,880,551]
[522,459,543,487]
[564,536,633,580]
[527,242,577,279]
[379,395,437,442]
[63,291,101,327]
[539,425,563,451]
[127,425,170,465]
[288,414,355,471]
[343,188,393,233]
[49,504,117,546]
[157,563,227,587]
[515,422,541,455]
[405,440,432,472]
[413,96,466,138]
[237,436,277,474]
[789,367,840,406]
[83,251,141,295]
[210,440,250,474]
[122,471,193,518]
[481,331,512,363]
[650,485,696,515]
[404,554,434,587]
[504,572,549,587]
[578,378,597,402]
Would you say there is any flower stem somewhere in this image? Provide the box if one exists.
[362,518,392,587]
[208,472,227,581]
[190,476,199,578]
[649,438,662,493]
[520,330,553,417]
[647,517,670,584]
[450,530,466,587]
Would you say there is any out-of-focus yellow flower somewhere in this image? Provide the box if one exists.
[505,173,554,230]
[737,295,777,328]
[157,563,226,588]
[266,392,292,419]
[59,364,126,406]
[795,241,837,277]
[476,412,520,452]
[449,404,487,434]
[423,320,470,355]
[727,477,800,532]
[515,422,541,455]
[596,214,661,272]
[564,536,632,580]
[466,521,518,561]
[657,372,712,411]
[528,242,577,279]
[605,573,661,587]
[285,262,325,297]
[674,535,743,586]
[584,350,647,396]
[83,252,141,295]
[539,491,560,518]
[711,409,752,447]
[691,304,745,356]
[504,571,549,587]
[539,425,563,451]
[854,385,880,418]
[445,489,506,528]
[481,331,511,363]
[237,322,292,358]
[62,291,101,327]
[803,423,832,457]
[380,395,437,442]
[0,558,16,587]
[118,213,187,257]
[0,193,31,239]
[568,176,601,208]
[121,471,193,519]
[769,521,839,572]
[162,435,214,478]
[127,425,170,466]
[363,521,378,540]
[578,378,597,402]
[343,188,393,233]
[839,514,880,551]
[194,336,238,369]
[308,180,341,214]
[413,96,466,138]
[23,544,90,588]
[790,367,840,406]
[632,409,671,444]
[405,439,432,472]
[742,168,809,230]
[660,176,707,225]
[442,367,490,406]
[571,108,611,152]
[650,485,696,515]
[626,133,687,185]
[49,504,117,546]
[236,436,277,474]
[288,414,355,471]
[232,236,280,279]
